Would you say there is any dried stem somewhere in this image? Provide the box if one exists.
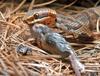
[59,0,77,10]
[94,0,100,7]
[96,17,100,33]
[10,0,26,14]
[28,0,35,11]
[30,0,56,8]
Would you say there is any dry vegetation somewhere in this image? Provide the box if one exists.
[0,0,100,76]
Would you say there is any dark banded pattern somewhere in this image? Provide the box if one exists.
[56,6,100,38]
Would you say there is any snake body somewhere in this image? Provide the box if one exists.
[56,6,100,38]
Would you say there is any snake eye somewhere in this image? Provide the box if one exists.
[34,13,39,19]
[55,18,57,22]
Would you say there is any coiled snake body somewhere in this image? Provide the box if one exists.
[56,6,100,38]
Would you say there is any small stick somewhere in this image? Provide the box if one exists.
[0,20,20,29]
[96,17,100,32]
[0,58,9,76]
[59,0,77,10]
[17,63,28,76]
[0,3,6,9]
[28,0,35,11]
[11,0,26,14]
[0,11,6,21]
[94,0,100,7]
[30,0,56,8]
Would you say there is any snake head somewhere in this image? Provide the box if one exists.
[23,8,57,27]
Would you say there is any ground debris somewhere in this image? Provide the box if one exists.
[0,0,100,76]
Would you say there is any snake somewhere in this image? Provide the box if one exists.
[22,7,100,76]
[23,6,100,39]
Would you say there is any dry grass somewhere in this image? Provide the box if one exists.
[0,0,100,76]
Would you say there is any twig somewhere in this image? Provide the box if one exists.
[30,0,56,8]
[10,16,21,23]
[10,13,26,23]
[10,0,26,14]
[0,25,10,50]
[4,25,10,40]
[28,0,35,11]
[85,65,100,68]
[25,68,40,75]
[0,58,9,76]
[20,62,47,68]
[70,43,94,46]
[59,0,77,10]
[92,39,100,43]
[17,63,28,76]
[85,69,100,72]
[10,0,14,10]
[76,45,94,52]
[0,20,20,29]
[10,28,26,37]
[0,3,6,9]
[94,0,100,7]
[0,53,22,76]
[96,17,100,32]
[0,11,6,21]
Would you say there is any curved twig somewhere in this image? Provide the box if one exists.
[94,0,100,7]
[10,0,26,14]
[0,11,6,21]
[96,17,100,32]
[0,20,20,29]
[59,0,77,10]
[28,0,35,11]
[0,3,6,9]
[30,0,56,8]
[0,58,9,76]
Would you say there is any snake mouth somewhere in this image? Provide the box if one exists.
[23,16,50,25]
[24,16,56,27]
[30,16,50,24]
